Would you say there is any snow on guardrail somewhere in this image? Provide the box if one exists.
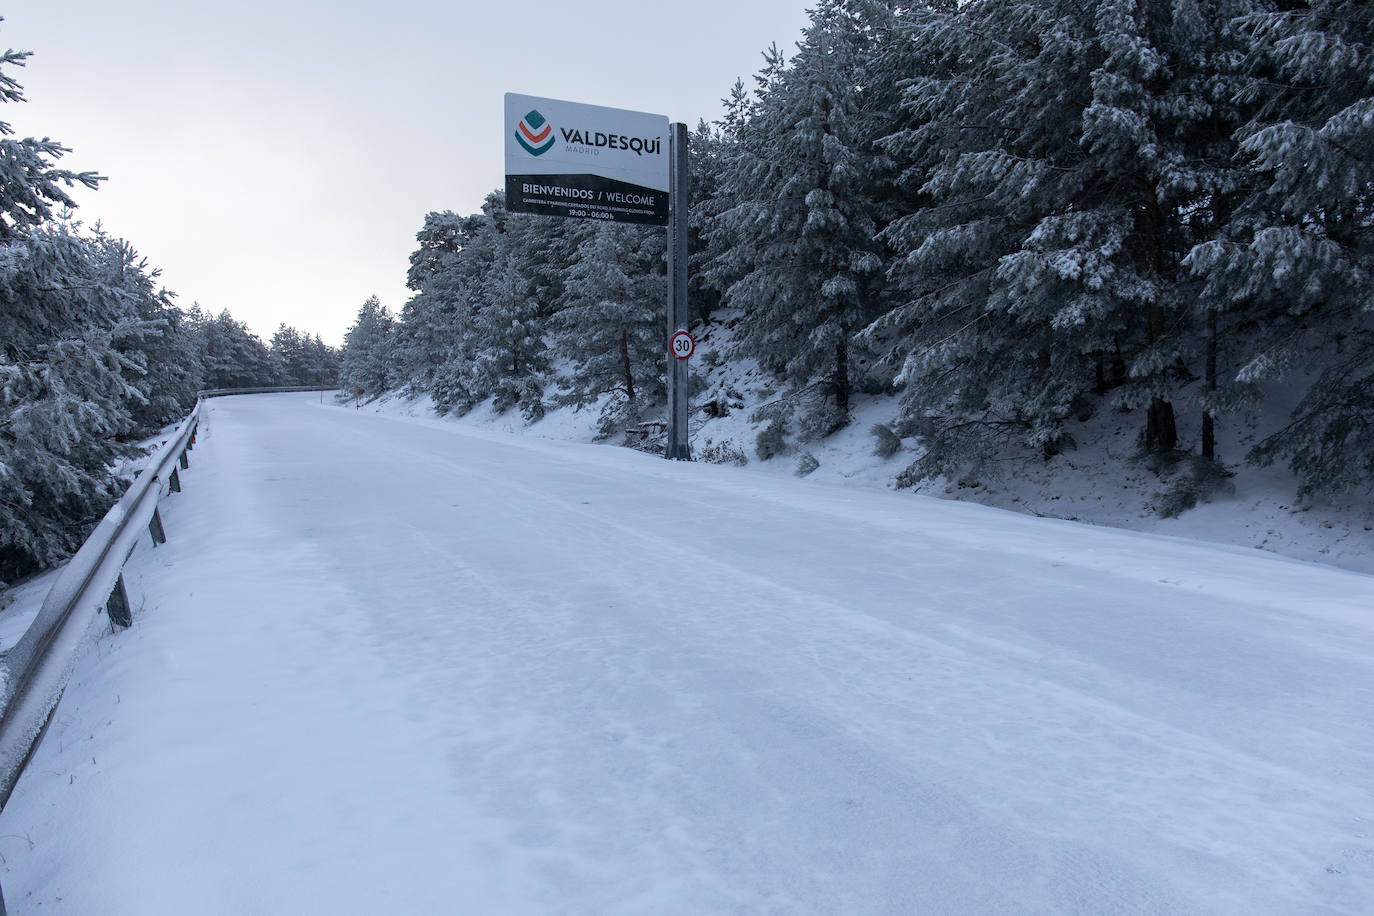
[199,385,341,398]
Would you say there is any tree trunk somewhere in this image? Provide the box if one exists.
[834,337,850,414]
[1202,307,1217,461]
[619,326,635,404]
[1147,397,1178,452]
[1037,346,1059,458]
[1142,180,1177,451]
[1202,192,1227,462]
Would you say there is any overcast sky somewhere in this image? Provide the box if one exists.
[5,0,813,344]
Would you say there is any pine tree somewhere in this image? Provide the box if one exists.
[307,334,342,388]
[469,201,561,420]
[698,79,757,322]
[0,31,314,582]
[339,295,397,398]
[473,254,548,417]
[687,118,727,325]
[1189,0,1374,496]
[871,0,1104,478]
[95,231,204,432]
[269,324,334,387]
[0,225,143,580]
[395,195,563,418]
[1077,0,1257,455]
[0,35,129,581]
[552,223,666,434]
[0,45,101,241]
[872,0,1260,484]
[712,1,890,433]
[397,210,486,400]
[194,308,280,389]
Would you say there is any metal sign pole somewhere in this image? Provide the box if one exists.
[665,122,692,460]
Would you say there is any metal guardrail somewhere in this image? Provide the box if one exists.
[199,385,340,398]
[0,405,202,817]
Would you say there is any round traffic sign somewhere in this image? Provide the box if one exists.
[670,329,695,360]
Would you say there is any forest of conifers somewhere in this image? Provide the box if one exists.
[5,0,1371,583]
[342,0,1371,506]
[0,44,339,583]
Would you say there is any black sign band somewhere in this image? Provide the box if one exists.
[506,173,669,226]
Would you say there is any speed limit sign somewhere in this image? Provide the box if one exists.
[670,329,695,360]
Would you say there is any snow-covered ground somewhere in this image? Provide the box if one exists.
[1,392,1371,914]
[0,570,60,658]
[354,311,1374,576]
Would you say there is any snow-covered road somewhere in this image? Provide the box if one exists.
[3,393,1372,914]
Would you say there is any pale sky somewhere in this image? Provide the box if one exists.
[4,0,813,345]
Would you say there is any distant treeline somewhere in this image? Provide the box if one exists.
[0,43,340,583]
[342,0,1371,505]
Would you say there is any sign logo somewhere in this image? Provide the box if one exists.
[515,110,555,156]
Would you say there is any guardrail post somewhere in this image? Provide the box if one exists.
[169,468,181,493]
[106,574,132,628]
[179,450,189,470]
[148,507,167,546]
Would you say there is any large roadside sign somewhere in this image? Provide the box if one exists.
[504,93,670,226]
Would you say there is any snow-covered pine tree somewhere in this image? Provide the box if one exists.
[473,253,548,418]
[1077,0,1263,455]
[119,294,203,433]
[698,79,757,310]
[687,118,728,325]
[465,196,553,420]
[872,0,1259,484]
[396,193,562,419]
[0,37,136,581]
[308,334,342,388]
[269,323,336,387]
[1189,0,1374,496]
[869,0,1105,479]
[1158,0,1263,463]
[552,222,666,435]
[339,295,398,398]
[712,1,889,433]
[0,224,144,581]
[269,324,304,383]
[503,206,578,332]
[0,46,101,241]
[398,210,487,404]
[0,33,304,582]
[94,230,204,431]
[194,308,280,389]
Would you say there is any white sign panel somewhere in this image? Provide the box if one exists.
[504,92,670,226]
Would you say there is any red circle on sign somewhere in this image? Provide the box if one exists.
[670,330,695,360]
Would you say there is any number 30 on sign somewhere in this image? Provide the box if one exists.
[670,329,695,360]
